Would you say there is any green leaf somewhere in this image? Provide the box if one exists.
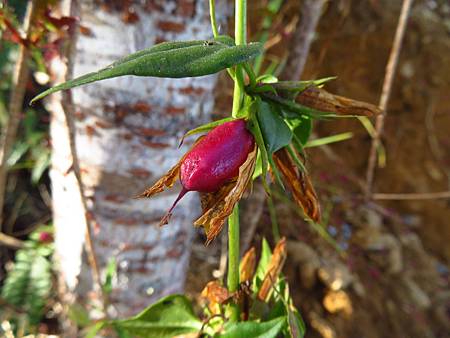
[256,101,292,154]
[180,117,235,146]
[85,322,106,338]
[266,300,286,321]
[31,149,50,184]
[287,309,306,338]
[256,74,278,84]
[68,303,91,327]
[103,258,117,295]
[286,117,312,146]
[1,246,52,325]
[7,142,30,167]
[252,149,263,179]
[271,77,336,97]
[219,317,285,338]
[254,238,272,291]
[247,114,269,190]
[31,39,263,104]
[256,100,291,188]
[112,294,202,338]
[304,132,353,148]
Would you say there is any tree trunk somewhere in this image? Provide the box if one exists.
[50,0,224,317]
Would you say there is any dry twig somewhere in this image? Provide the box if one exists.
[0,0,36,229]
[373,191,450,200]
[0,232,24,249]
[281,0,327,80]
[365,0,414,199]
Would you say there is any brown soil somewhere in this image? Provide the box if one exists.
[187,1,450,338]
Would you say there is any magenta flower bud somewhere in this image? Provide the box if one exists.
[166,119,255,215]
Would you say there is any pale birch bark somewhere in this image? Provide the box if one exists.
[49,0,225,317]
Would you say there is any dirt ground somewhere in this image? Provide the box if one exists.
[186,1,450,337]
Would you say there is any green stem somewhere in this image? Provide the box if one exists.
[209,0,219,38]
[232,67,245,117]
[232,0,247,117]
[227,207,240,292]
[267,193,280,243]
[227,0,247,322]
[227,205,240,321]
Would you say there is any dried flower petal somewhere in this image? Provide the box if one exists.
[195,147,257,244]
[201,281,230,314]
[240,247,256,283]
[135,136,204,199]
[258,237,287,302]
[297,87,382,117]
[273,148,321,223]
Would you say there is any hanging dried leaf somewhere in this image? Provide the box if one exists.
[273,148,321,223]
[297,87,382,117]
[195,147,257,244]
[134,162,182,199]
[240,247,256,283]
[258,237,287,302]
[135,136,204,199]
[200,281,230,314]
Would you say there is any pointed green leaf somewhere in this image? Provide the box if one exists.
[304,132,353,148]
[85,322,106,338]
[248,112,269,190]
[256,101,292,154]
[112,294,201,338]
[220,317,286,338]
[256,101,291,188]
[272,77,337,97]
[287,309,306,338]
[31,39,263,104]
[179,117,235,146]
[286,117,312,145]
[31,149,50,183]
[254,237,273,292]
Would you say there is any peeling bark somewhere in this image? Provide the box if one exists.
[50,0,224,317]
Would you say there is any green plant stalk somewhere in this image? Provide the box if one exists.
[267,193,280,242]
[231,0,247,117]
[227,0,247,322]
[227,205,240,321]
[209,0,219,38]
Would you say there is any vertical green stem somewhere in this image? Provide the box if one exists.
[209,0,219,38]
[231,0,247,118]
[227,0,247,322]
[227,205,240,292]
[267,194,280,243]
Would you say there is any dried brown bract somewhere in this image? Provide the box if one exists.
[240,247,257,283]
[258,237,287,301]
[273,148,321,223]
[297,86,382,117]
[201,281,230,314]
[195,147,257,244]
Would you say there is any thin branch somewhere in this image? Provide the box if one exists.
[56,0,107,312]
[0,232,24,249]
[280,0,327,80]
[365,0,414,199]
[373,191,450,201]
[0,0,36,229]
